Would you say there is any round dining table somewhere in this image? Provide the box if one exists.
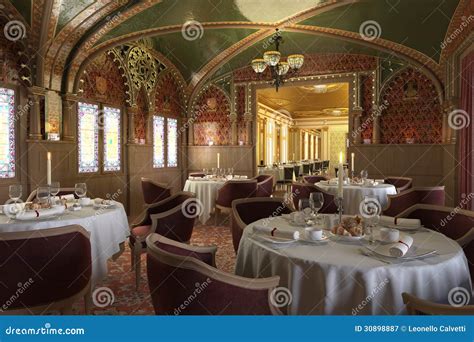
[316,181,397,215]
[183,179,226,224]
[0,202,129,286]
[235,215,472,315]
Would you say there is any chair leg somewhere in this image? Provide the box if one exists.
[130,246,135,271]
[84,288,92,314]
[135,251,141,290]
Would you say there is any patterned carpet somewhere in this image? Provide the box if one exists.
[73,224,235,315]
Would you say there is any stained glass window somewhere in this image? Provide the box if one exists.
[0,88,15,178]
[103,106,121,172]
[78,102,99,173]
[167,118,178,167]
[153,116,165,168]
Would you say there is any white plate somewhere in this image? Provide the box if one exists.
[366,245,437,260]
[329,232,365,241]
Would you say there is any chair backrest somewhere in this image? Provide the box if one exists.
[397,204,474,279]
[302,164,310,174]
[384,176,413,193]
[283,167,294,181]
[303,175,328,184]
[256,175,274,197]
[146,234,281,315]
[402,292,474,315]
[137,192,195,227]
[383,186,445,217]
[291,182,337,213]
[189,173,206,178]
[141,177,172,204]
[314,161,322,172]
[231,198,293,252]
[216,180,257,208]
[0,225,91,313]
[293,165,300,177]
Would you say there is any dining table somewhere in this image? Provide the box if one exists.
[183,178,226,224]
[235,215,472,315]
[0,201,129,285]
[316,181,397,215]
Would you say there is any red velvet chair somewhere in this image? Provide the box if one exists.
[231,197,293,253]
[291,182,338,213]
[0,225,91,314]
[397,204,474,280]
[130,191,196,289]
[215,180,257,213]
[383,186,445,216]
[255,174,274,197]
[303,175,328,184]
[146,233,282,315]
[189,173,206,178]
[141,177,172,204]
[384,176,413,193]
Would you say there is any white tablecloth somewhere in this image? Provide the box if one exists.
[258,167,296,182]
[183,179,226,224]
[317,182,397,215]
[0,203,129,285]
[235,216,472,315]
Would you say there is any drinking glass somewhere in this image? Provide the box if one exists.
[310,192,324,222]
[9,184,22,203]
[211,168,216,177]
[360,170,368,182]
[50,181,60,204]
[74,183,87,202]
[36,186,50,204]
[202,168,208,176]
[228,168,234,177]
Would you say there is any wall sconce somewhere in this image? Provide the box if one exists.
[208,140,214,146]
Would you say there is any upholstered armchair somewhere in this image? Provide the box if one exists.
[0,225,91,314]
[384,176,413,193]
[231,197,293,253]
[215,180,257,213]
[303,175,329,184]
[130,191,196,289]
[290,182,337,213]
[255,174,274,197]
[397,203,474,280]
[382,186,445,216]
[402,292,474,315]
[146,233,282,315]
[189,173,206,178]
[141,177,172,204]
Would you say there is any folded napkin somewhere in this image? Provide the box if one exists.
[253,225,300,240]
[375,179,385,184]
[15,205,65,220]
[94,198,113,206]
[239,175,248,179]
[57,194,75,201]
[379,215,395,226]
[389,235,414,257]
[395,217,421,228]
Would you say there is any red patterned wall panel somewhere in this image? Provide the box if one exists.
[380,68,442,144]
[135,88,147,140]
[0,34,21,85]
[233,54,377,82]
[154,72,184,118]
[80,53,127,107]
[236,85,247,143]
[360,75,375,141]
[193,85,230,145]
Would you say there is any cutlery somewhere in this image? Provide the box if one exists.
[359,248,391,264]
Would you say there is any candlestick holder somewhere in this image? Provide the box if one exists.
[336,197,343,224]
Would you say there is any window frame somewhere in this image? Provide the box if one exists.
[0,84,18,182]
[166,117,179,168]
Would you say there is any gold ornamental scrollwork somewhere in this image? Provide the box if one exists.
[127,46,158,93]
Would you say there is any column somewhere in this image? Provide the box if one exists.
[372,105,381,144]
[28,86,45,140]
[229,112,238,145]
[244,112,252,145]
[127,105,137,144]
[146,109,153,144]
[62,93,77,141]
[352,108,363,145]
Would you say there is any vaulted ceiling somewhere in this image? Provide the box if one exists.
[4,0,468,94]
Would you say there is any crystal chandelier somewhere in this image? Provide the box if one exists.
[251,29,304,92]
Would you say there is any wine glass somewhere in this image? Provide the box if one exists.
[360,170,368,184]
[74,183,87,204]
[310,192,324,223]
[9,184,22,203]
[36,186,50,205]
[202,168,208,176]
[50,181,60,205]
[211,168,216,177]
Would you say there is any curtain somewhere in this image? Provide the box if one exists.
[458,51,474,210]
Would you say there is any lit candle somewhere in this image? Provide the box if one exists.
[338,151,343,199]
[293,153,295,161]
[351,153,355,172]
[47,152,52,185]
[217,153,220,168]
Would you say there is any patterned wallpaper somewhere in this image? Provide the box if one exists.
[236,85,247,143]
[380,67,442,144]
[154,72,184,119]
[134,88,148,140]
[80,52,127,107]
[193,85,230,145]
[329,131,347,170]
[360,74,375,141]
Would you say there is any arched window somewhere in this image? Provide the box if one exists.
[167,118,178,167]
[153,115,165,168]
[103,106,121,172]
[0,87,15,178]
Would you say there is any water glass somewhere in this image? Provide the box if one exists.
[74,183,87,201]
[310,192,324,221]
[360,170,368,182]
[36,186,50,204]
[9,184,22,203]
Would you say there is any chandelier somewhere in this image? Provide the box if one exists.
[251,29,304,92]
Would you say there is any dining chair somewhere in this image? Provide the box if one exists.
[141,177,172,204]
[26,187,78,202]
[303,175,329,184]
[146,233,282,315]
[382,186,445,217]
[231,197,293,253]
[314,161,323,174]
[402,292,474,315]
[215,180,257,214]
[384,176,413,193]
[189,172,206,178]
[302,163,310,175]
[276,166,294,191]
[254,174,274,197]
[291,182,338,213]
[0,225,92,315]
[397,203,474,280]
[293,165,301,179]
[129,191,196,289]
